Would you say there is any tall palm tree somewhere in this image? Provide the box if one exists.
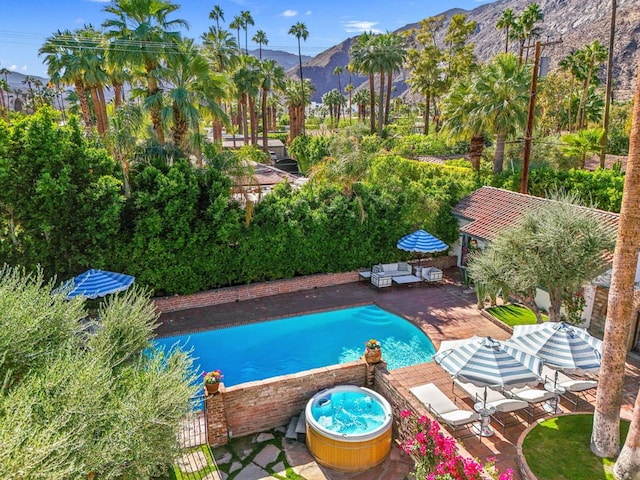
[516,3,544,63]
[575,40,608,130]
[39,29,93,129]
[158,38,227,156]
[229,16,242,51]
[233,55,261,145]
[350,32,376,134]
[239,10,254,55]
[259,59,285,154]
[102,0,189,145]
[475,53,530,173]
[592,51,640,467]
[496,8,516,53]
[352,88,370,122]
[209,4,224,30]
[288,21,309,135]
[442,78,487,171]
[252,30,268,60]
[559,50,582,132]
[333,65,344,119]
[284,78,313,143]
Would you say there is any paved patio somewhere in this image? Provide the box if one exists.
[159,270,640,480]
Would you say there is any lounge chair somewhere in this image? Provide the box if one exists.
[410,383,479,437]
[542,365,598,411]
[453,379,531,432]
[503,385,558,417]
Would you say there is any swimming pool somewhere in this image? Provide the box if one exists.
[154,304,436,387]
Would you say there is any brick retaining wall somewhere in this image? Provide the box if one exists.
[154,256,457,314]
[154,271,358,314]
[205,361,367,445]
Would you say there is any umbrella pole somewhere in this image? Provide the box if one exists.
[483,386,488,409]
[554,370,559,389]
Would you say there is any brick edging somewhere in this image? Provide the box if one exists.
[478,308,514,335]
[153,271,358,314]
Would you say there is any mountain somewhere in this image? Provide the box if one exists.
[290,0,640,103]
[2,71,49,94]
[249,48,312,71]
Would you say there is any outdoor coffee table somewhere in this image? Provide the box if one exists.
[392,274,422,287]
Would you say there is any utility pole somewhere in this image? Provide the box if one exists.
[599,0,617,168]
[520,38,562,194]
[520,41,541,194]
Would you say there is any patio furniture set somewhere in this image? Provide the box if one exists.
[410,325,601,440]
[358,262,443,289]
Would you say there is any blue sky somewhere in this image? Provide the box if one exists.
[0,0,492,78]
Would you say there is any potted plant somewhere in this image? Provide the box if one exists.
[364,339,382,364]
[203,370,223,394]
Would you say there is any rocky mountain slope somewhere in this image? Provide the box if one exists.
[292,0,639,102]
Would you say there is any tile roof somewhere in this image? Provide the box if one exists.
[452,186,619,242]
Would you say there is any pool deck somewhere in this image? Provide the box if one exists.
[159,270,640,480]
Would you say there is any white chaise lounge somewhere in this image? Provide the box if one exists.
[542,365,598,410]
[410,383,479,436]
[453,380,531,432]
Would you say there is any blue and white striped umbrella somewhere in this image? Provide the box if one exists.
[508,322,602,375]
[397,229,448,254]
[434,336,543,390]
[60,269,135,300]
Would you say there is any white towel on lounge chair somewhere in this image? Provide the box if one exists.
[410,383,479,427]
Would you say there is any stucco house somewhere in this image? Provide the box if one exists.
[451,186,640,353]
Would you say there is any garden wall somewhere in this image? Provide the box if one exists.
[205,361,368,445]
[154,255,456,314]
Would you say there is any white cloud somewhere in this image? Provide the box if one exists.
[342,21,382,34]
[75,17,85,24]
[9,65,17,71]
[305,10,312,15]
[281,10,297,17]
[21,65,27,71]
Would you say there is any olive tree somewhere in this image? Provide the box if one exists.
[467,193,615,322]
[0,266,198,479]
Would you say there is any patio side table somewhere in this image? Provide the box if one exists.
[473,402,496,437]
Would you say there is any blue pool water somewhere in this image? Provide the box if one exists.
[310,391,386,435]
[154,304,436,387]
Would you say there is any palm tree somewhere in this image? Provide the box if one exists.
[352,88,370,122]
[229,16,242,51]
[350,32,376,134]
[239,10,254,55]
[39,29,93,129]
[284,78,314,143]
[592,51,640,467]
[496,8,516,53]
[209,4,224,30]
[516,3,544,63]
[475,53,530,173]
[560,128,604,169]
[105,102,143,196]
[233,55,261,145]
[259,59,285,154]
[575,40,608,130]
[288,21,309,135]
[559,50,582,132]
[159,38,228,156]
[252,30,268,60]
[442,78,487,171]
[102,0,189,145]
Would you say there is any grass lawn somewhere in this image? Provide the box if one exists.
[522,414,630,480]
[486,304,542,327]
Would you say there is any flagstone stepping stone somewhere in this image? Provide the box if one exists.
[202,471,226,480]
[253,444,280,468]
[213,451,232,465]
[175,451,208,473]
[255,432,275,443]
[229,461,243,473]
[233,463,270,480]
[272,461,286,476]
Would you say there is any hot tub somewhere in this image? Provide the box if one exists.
[305,385,393,472]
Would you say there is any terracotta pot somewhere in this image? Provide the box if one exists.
[205,382,220,395]
[364,348,382,364]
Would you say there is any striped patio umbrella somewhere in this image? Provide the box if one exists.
[60,269,135,300]
[397,229,448,254]
[435,336,543,407]
[508,322,602,380]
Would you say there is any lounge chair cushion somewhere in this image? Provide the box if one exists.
[508,386,555,403]
[454,380,528,413]
[410,383,479,427]
[542,366,597,393]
